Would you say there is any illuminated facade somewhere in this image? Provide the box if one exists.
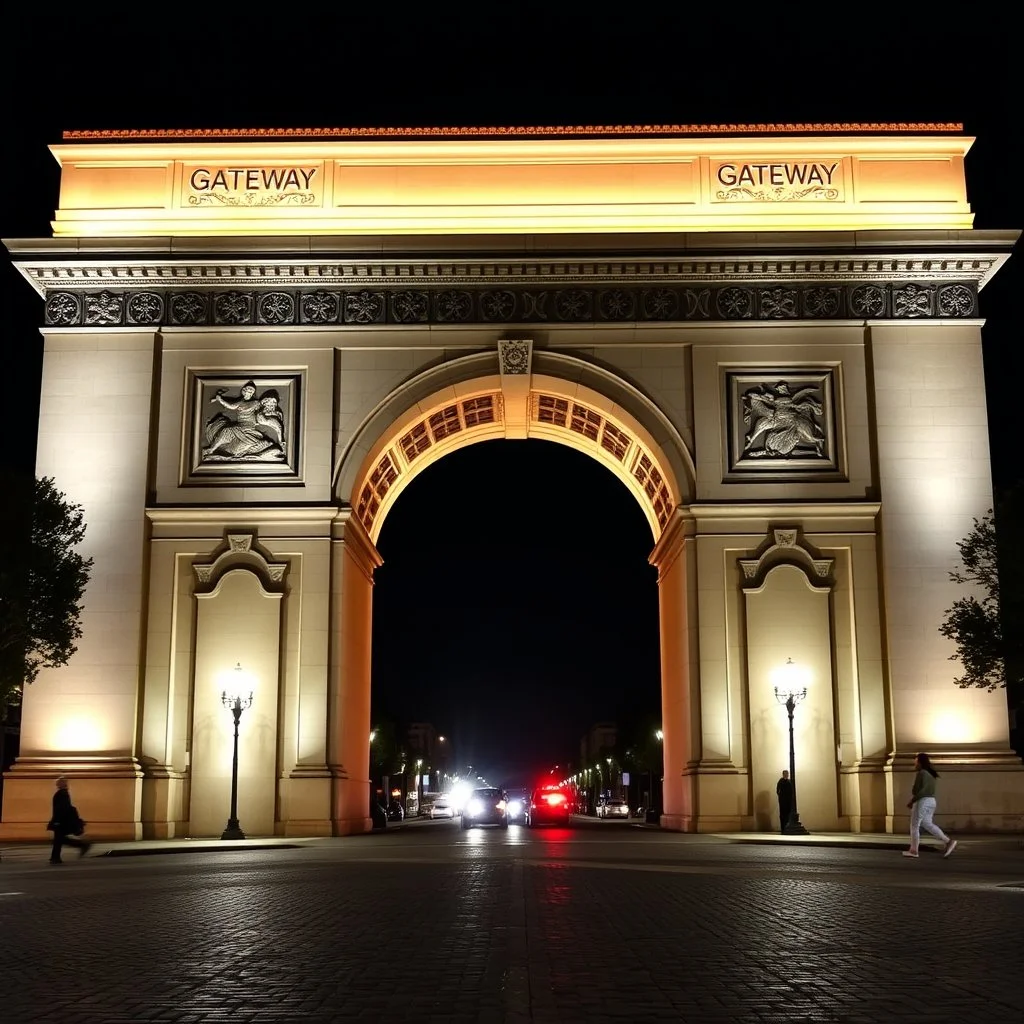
[2,124,1022,839]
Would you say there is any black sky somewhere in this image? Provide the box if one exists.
[1,14,1021,785]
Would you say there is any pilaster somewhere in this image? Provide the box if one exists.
[327,509,382,835]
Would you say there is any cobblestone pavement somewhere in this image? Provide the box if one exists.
[2,821,1022,1023]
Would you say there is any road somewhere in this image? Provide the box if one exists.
[2,818,1022,1023]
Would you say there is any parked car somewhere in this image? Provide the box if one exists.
[430,796,456,819]
[527,784,572,827]
[461,787,508,829]
[596,799,630,819]
[386,800,405,822]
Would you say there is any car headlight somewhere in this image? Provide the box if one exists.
[507,800,522,816]
[467,798,483,816]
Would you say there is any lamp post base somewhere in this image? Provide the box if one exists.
[220,822,246,840]
[782,814,809,836]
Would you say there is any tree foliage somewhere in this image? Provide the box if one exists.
[0,477,93,708]
[939,510,1005,690]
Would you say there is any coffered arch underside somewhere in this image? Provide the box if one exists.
[338,352,694,545]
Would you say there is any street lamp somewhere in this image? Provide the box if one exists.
[774,657,810,835]
[220,663,254,841]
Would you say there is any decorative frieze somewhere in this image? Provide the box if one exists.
[40,280,978,328]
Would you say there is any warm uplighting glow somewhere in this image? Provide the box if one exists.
[52,716,107,752]
[929,712,980,744]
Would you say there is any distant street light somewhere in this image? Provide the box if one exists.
[774,658,810,835]
[220,663,254,841]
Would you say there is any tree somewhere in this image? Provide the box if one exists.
[939,510,1006,691]
[0,476,93,710]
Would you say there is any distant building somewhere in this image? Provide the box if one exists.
[581,723,618,767]
[404,723,455,795]
[406,722,437,761]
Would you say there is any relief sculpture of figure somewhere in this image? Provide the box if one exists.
[202,381,287,461]
[742,381,825,458]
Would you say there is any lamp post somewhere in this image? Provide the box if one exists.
[774,658,809,835]
[221,663,254,841]
[416,758,424,814]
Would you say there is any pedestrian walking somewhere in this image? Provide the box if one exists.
[775,769,793,833]
[903,752,957,859]
[46,777,91,864]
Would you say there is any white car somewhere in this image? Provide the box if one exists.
[429,797,456,819]
[597,799,630,819]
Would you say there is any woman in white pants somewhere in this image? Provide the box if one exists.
[904,751,957,859]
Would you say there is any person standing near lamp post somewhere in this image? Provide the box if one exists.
[775,770,794,834]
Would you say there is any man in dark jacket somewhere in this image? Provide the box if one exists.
[48,777,90,863]
[776,770,794,833]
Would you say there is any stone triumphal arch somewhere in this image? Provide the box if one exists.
[3,123,1022,840]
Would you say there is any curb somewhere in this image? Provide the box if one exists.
[718,835,1023,852]
[720,837,905,851]
[99,842,309,857]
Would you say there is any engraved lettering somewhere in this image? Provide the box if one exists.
[187,166,319,193]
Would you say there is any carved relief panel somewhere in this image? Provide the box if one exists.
[723,368,843,480]
[183,370,303,484]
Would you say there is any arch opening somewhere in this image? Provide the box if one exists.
[368,438,665,817]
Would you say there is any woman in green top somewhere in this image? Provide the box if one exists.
[903,751,957,859]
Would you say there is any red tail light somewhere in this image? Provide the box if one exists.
[543,792,566,806]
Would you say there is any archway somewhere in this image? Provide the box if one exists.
[369,438,663,814]
[327,345,697,833]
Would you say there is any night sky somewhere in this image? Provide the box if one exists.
[1,16,1020,785]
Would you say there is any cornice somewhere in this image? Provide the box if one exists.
[11,235,1012,325]
[146,506,338,525]
[62,123,965,141]
[688,502,882,531]
[12,252,1007,291]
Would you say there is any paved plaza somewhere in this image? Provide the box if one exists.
[2,821,1022,1023]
